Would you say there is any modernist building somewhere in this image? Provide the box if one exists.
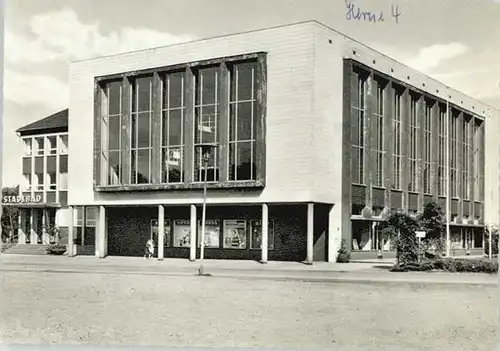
[61,20,499,261]
[11,110,70,245]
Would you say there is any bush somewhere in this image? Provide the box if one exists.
[418,202,446,256]
[439,258,498,273]
[389,261,434,272]
[46,245,67,255]
[386,212,419,266]
[390,258,498,274]
[336,239,351,263]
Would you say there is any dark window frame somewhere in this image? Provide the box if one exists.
[93,52,267,192]
[351,68,367,185]
[346,59,485,207]
[392,86,403,190]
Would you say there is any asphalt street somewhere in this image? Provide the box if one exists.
[0,269,497,350]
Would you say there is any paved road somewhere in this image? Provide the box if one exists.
[0,270,497,350]
[1,254,497,286]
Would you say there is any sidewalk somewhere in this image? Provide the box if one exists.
[1,254,497,286]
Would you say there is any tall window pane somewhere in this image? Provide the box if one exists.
[437,105,446,196]
[450,110,459,197]
[194,66,220,182]
[131,76,153,184]
[23,138,32,157]
[48,136,57,155]
[102,80,123,185]
[352,70,367,184]
[161,71,185,183]
[229,61,257,181]
[392,87,402,190]
[423,100,433,194]
[35,137,44,156]
[373,79,385,187]
[408,95,419,192]
[462,116,471,200]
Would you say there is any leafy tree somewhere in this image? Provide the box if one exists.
[417,202,446,255]
[1,186,20,243]
[386,212,419,266]
[484,227,499,256]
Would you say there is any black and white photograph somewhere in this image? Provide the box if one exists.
[0,0,499,350]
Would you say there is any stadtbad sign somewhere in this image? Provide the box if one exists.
[2,195,43,204]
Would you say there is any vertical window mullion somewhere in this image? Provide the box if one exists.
[235,67,239,181]
[181,76,185,182]
[214,69,219,174]
[250,67,255,180]
[135,81,139,184]
[167,76,171,183]
[149,79,152,182]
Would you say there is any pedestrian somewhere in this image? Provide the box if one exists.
[144,239,154,259]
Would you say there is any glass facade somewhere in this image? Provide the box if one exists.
[437,105,447,196]
[408,95,419,193]
[228,62,258,181]
[351,70,366,185]
[20,133,69,204]
[392,87,402,190]
[423,100,433,194]
[349,62,485,252]
[74,206,99,246]
[373,79,385,187]
[161,71,185,184]
[96,54,265,189]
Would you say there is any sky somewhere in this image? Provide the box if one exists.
[3,0,500,187]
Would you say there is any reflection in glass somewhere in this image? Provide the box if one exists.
[108,150,120,185]
[23,138,32,157]
[107,81,122,115]
[228,62,257,181]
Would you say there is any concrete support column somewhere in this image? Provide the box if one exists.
[158,205,165,260]
[457,111,464,222]
[18,211,26,244]
[383,82,393,208]
[261,203,269,264]
[365,74,375,209]
[327,204,344,263]
[189,204,197,261]
[67,206,75,257]
[401,88,410,212]
[430,102,439,200]
[306,203,314,265]
[42,208,50,244]
[96,206,107,258]
[30,208,37,244]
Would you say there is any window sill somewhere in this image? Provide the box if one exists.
[95,180,265,192]
[390,189,403,192]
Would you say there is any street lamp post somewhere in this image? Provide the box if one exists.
[196,143,218,276]
[488,224,492,260]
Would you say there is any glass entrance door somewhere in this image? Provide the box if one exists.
[150,219,171,257]
[35,210,43,244]
[24,209,31,244]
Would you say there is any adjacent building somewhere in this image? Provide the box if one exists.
[16,20,500,261]
[11,110,70,245]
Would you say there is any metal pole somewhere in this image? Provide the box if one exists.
[445,99,451,257]
[489,225,492,260]
[198,157,208,276]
